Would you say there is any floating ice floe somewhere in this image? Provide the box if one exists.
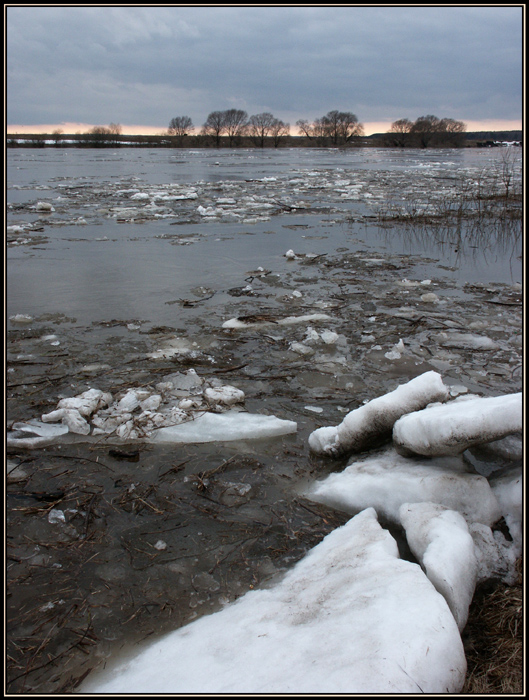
[7,420,70,448]
[152,410,297,444]
[222,313,332,329]
[392,393,523,457]
[80,508,466,694]
[436,332,500,351]
[34,201,55,212]
[9,314,34,324]
[6,371,296,447]
[308,370,449,457]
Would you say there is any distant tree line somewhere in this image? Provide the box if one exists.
[296,111,364,145]
[384,115,466,148]
[12,112,510,150]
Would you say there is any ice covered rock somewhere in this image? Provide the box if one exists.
[9,314,33,324]
[307,447,501,527]
[80,508,465,694]
[309,371,449,457]
[140,394,162,412]
[152,410,297,444]
[399,503,477,630]
[92,412,133,436]
[393,393,522,457]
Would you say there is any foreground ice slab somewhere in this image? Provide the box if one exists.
[393,393,522,457]
[399,503,478,631]
[151,410,297,443]
[307,447,501,527]
[80,509,465,694]
[309,371,449,457]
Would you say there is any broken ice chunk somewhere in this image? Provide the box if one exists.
[41,407,91,435]
[393,393,523,457]
[11,420,69,438]
[399,502,478,631]
[309,371,449,457]
[204,386,245,408]
[57,388,112,417]
[307,447,501,527]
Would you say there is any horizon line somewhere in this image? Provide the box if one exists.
[6,119,523,138]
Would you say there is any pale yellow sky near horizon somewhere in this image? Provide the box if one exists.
[7,119,523,136]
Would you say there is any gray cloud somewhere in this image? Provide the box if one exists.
[6,5,523,129]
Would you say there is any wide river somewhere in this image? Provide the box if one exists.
[6,146,523,693]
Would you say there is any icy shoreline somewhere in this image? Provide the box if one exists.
[66,371,522,693]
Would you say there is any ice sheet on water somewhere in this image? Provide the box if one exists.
[151,410,297,444]
[80,508,465,694]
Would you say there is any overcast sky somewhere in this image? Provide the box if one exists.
[6,5,523,134]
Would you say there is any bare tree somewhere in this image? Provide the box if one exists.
[223,109,248,146]
[410,115,442,148]
[386,118,413,147]
[270,119,290,147]
[296,119,313,139]
[248,112,276,147]
[202,111,226,147]
[108,123,123,135]
[297,111,363,145]
[410,115,466,147]
[51,128,64,145]
[295,117,326,143]
[168,116,194,137]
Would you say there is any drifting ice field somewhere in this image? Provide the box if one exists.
[6,147,522,693]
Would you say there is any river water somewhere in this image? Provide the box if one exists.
[6,147,523,692]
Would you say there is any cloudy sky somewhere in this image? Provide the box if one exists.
[6,5,523,135]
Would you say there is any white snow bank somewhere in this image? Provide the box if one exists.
[307,447,501,527]
[393,393,522,457]
[399,503,477,631]
[309,371,449,457]
[80,508,465,694]
[152,410,297,444]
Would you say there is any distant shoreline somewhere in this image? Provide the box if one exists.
[6,131,522,149]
